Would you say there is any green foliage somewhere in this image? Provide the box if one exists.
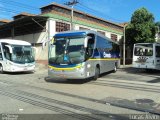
[155,22,160,27]
[126,7,156,45]
[155,22,160,42]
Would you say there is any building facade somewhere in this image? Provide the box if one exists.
[0,3,124,62]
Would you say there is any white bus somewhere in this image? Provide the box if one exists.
[0,39,35,73]
[132,43,160,70]
[48,30,120,80]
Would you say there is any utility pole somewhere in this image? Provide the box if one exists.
[65,0,79,30]
[123,25,126,67]
[156,26,160,40]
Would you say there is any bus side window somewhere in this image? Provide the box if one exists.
[86,38,95,58]
[4,47,11,60]
[156,46,160,57]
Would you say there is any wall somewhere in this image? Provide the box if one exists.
[2,18,123,61]
[7,31,49,61]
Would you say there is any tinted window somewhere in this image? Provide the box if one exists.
[97,36,112,51]
[156,46,160,57]
[134,44,153,56]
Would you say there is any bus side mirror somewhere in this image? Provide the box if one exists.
[84,37,88,48]
[84,36,92,48]
[5,45,13,53]
[42,38,55,49]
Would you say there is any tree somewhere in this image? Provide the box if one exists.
[126,7,156,46]
[155,22,160,27]
[155,22,160,41]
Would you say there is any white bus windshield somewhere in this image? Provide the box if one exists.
[49,36,85,64]
[134,44,153,56]
[11,45,34,64]
[3,45,35,64]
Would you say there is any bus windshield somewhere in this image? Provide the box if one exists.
[11,45,35,64]
[134,44,153,56]
[49,36,85,65]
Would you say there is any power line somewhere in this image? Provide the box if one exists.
[0,0,40,19]
[0,0,125,23]
[0,7,20,14]
[0,0,39,11]
[77,3,125,23]
[64,0,79,30]
[0,0,40,18]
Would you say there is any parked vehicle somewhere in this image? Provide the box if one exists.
[132,43,160,70]
[0,39,35,73]
[47,30,120,80]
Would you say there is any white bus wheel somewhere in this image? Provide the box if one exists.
[0,65,3,74]
[113,63,117,73]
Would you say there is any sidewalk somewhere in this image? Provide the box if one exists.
[118,64,134,72]
[35,62,48,72]
[119,64,132,68]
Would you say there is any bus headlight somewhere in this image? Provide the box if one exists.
[8,61,13,65]
[76,67,80,70]
[87,64,91,68]
[48,66,53,71]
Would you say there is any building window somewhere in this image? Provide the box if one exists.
[97,31,105,36]
[56,22,70,32]
[111,34,117,41]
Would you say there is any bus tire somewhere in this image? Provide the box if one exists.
[93,66,100,81]
[0,64,3,74]
[113,63,117,73]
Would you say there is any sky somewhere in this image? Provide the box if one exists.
[0,0,159,24]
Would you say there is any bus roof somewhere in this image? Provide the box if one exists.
[0,39,31,46]
[54,30,118,44]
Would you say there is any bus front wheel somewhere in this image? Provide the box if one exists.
[93,67,100,80]
[113,63,117,73]
[0,65,3,74]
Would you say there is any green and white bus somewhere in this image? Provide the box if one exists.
[48,30,120,80]
[0,39,35,73]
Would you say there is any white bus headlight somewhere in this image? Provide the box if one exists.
[9,62,13,65]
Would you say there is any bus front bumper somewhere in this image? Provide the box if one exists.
[48,69,87,79]
[132,63,156,69]
[6,64,35,72]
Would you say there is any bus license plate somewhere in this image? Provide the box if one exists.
[24,68,28,70]
[59,74,66,78]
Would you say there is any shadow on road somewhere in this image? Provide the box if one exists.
[1,71,34,75]
[44,71,115,84]
[120,67,160,75]
[44,77,92,84]
[147,78,160,83]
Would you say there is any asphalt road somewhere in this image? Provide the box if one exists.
[0,66,160,120]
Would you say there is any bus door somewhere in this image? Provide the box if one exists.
[155,45,160,69]
[0,44,3,61]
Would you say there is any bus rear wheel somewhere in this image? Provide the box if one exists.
[93,67,100,80]
[0,65,3,74]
